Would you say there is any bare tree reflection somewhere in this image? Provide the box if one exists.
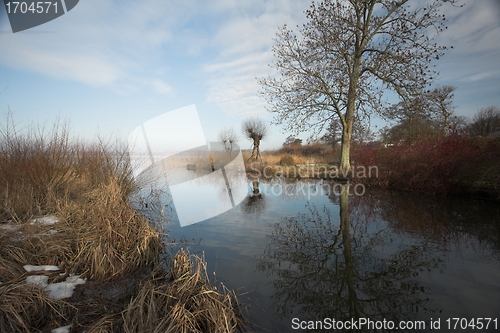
[258,185,443,331]
[240,179,267,216]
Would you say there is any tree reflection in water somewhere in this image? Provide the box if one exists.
[240,179,267,216]
[257,185,444,331]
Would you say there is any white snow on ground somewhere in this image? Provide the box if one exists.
[26,275,49,286]
[51,324,72,333]
[30,215,58,226]
[36,229,58,236]
[1,215,59,240]
[24,265,60,272]
[45,275,86,299]
[0,224,20,231]
[24,265,86,300]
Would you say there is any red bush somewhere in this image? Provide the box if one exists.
[352,135,500,196]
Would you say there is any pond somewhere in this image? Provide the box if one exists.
[143,178,500,332]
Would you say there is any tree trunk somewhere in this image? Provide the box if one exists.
[340,47,360,172]
[249,138,262,162]
[340,128,352,172]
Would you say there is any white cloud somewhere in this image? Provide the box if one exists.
[461,70,500,82]
[152,79,174,96]
[0,0,193,93]
[433,0,500,86]
[438,1,500,54]
[203,0,310,118]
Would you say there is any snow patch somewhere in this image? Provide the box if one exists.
[26,275,49,287]
[24,265,86,300]
[25,274,86,299]
[0,224,20,231]
[46,276,86,299]
[37,229,59,236]
[52,324,72,333]
[30,215,58,226]
[24,265,60,272]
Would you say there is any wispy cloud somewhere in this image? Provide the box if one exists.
[203,0,310,118]
[152,79,174,96]
[436,0,500,83]
[461,70,500,82]
[0,0,196,93]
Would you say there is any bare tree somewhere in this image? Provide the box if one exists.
[259,0,459,171]
[218,127,239,153]
[242,117,267,162]
[322,116,372,146]
[427,85,457,131]
[468,106,500,137]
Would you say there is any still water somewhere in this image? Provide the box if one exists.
[146,179,500,332]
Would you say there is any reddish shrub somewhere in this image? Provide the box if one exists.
[352,135,500,196]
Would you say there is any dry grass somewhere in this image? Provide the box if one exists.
[59,180,161,281]
[243,147,338,174]
[0,116,135,221]
[261,152,315,166]
[0,115,247,332]
[123,250,246,333]
[0,280,72,333]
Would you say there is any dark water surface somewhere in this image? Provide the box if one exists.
[152,179,500,332]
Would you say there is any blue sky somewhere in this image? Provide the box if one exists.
[0,0,499,150]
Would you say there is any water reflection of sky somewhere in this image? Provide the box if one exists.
[142,180,500,333]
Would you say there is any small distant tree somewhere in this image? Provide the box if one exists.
[283,135,303,153]
[218,127,239,153]
[427,85,457,132]
[383,115,436,142]
[468,106,500,137]
[322,117,373,146]
[284,135,297,147]
[321,120,342,148]
[383,97,437,141]
[242,117,268,161]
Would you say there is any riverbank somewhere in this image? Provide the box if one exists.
[0,123,246,332]
[244,135,500,200]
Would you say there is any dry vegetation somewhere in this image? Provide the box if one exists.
[243,144,340,180]
[351,135,500,198]
[0,118,246,332]
[123,250,245,333]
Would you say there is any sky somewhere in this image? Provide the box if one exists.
[0,0,499,150]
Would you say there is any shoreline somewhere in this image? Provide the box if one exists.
[245,165,500,201]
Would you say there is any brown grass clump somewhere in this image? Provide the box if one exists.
[279,154,295,166]
[0,280,71,333]
[59,179,162,281]
[122,250,246,333]
[0,115,135,221]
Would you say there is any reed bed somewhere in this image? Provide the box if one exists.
[0,116,247,332]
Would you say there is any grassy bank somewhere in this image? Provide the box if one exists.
[0,121,246,332]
